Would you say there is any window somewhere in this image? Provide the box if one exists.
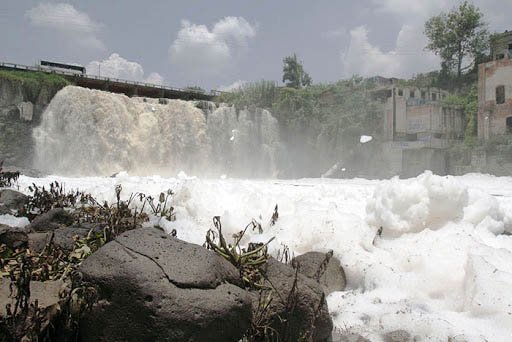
[406,133,417,141]
[421,91,426,99]
[386,89,392,97]
[398,89,403,96]
[432,93,437,101]
[410,90,415,98]
[496,85,505,104]
[507,117,512,134]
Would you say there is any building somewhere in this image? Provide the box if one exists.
[371,80,464,177]
[478,31,512,140]
[490,31,512,60]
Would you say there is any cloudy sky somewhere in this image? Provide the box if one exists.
[2,1,510,91]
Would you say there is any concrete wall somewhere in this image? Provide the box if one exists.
[449,146,512,177]
[402,148,446,178]
[478,59,512,139]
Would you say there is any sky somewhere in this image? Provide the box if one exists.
[1,1,511,91]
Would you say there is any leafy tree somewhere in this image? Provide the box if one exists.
[282,54,312,89]
[424,1,489,81]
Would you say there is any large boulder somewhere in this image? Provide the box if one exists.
[27,208,74,232]
[0,224,27,249]
[0,189,27,214]
[255,258,333,342]
[78,228,252,342]
[293,251,346,295]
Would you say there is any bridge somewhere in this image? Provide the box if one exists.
[0,62,221,101]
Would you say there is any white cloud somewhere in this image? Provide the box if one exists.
[218,80,247,92]
[344,0,512,79]
[169,17,256,75]
[144,72,165,86]
[25,3,104,50]
[87,53,164,85]
[321,27,347,40]
[341,25,439,78]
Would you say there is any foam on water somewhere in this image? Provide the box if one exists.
[6,171,512,340]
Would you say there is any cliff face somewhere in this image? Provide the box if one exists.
[0,73,67,167]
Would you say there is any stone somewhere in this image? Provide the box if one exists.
[0,189,27,214]
[293,251,346,295]
[0,224,27,249]
[255,258,333,342]
[78,227,252,342]
[27,208,74,232]
[383,330,412,342]
[28,227,91,253]
[0,278,64,318]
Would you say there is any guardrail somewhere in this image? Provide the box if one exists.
[0,61,216,96]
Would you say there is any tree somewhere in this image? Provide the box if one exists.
[282,54,312,89]
[424,1,489,81]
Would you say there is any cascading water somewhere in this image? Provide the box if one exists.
[33,86,282,177]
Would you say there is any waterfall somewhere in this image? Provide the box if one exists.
[33,86,281,177]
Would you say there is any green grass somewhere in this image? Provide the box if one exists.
[0,68,71,88]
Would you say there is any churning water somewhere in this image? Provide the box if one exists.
[33,86,281,177]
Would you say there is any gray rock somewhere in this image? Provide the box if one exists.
[28,227,91,253]
[255,258,333,342]
[293,251,346,295]
[0,224,27,249]
[27,208,74,232]
[0,278,64,318]
[78,227,252,342]
[0,189,27,214]
[383,330,412,342]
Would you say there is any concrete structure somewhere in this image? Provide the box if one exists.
[490,31,512,61]
[371,81,464,177]
[478,55,512,140]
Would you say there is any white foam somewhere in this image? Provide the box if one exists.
[12,171,512,340]
[0,214,30,228]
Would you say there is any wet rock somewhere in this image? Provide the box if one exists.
[0,224,27,249]
[27,208,74,232]
[255,258,333,342]
[0,189,27,214]
[293,251,346,295]
[78,227,252,342]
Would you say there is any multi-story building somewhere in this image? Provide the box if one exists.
[478,31,512,140]
[370,79,464,177]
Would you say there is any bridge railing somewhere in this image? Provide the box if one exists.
[0,61,212,95]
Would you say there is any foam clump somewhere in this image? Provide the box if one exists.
[464,254,512,323]
[366,171,469,237]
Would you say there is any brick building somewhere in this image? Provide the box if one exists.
[478,31,512,140]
